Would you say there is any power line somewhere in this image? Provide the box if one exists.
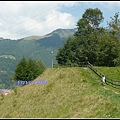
[9,5,80,39]
[2,2,90,39]
[0,4,59,32]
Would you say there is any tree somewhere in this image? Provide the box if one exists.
[75,8,104,37]
[35,59,46,76]
[73,8,106,65]
[107,12,120,65]
[26,58,37,80]
[14,57,28,81]
[97,32,120,66]
[83,8,104,29]
[56,37,78,66]
[56,8,120,67]
[14,57,45,83]
[108,12,120,40]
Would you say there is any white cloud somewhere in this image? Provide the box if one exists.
[57,1,79,7]
[0,1,120,40]
[85,1,120,11]
[0,1,78,40]
[13,9,77,39]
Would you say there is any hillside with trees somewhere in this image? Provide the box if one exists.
[0,28,76,89]
[0,8,120,89]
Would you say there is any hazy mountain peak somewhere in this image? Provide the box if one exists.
[21,28,76,41]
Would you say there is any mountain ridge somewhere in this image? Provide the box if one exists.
[15,28,77,41]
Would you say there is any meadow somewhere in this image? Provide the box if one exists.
[0,66,120,118]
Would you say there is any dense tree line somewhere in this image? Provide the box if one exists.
[14,57,45,83]
[56,8,120,67]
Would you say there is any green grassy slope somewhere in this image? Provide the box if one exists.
[0,67,120,118]
[96,67,120,80]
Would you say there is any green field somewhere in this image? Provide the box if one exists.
[0,67,120,118]
[96,67,120,80]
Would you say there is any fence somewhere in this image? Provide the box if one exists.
[84,61,120,89]
[54,62,120,89]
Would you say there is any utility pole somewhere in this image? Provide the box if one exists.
[51,51,53,68]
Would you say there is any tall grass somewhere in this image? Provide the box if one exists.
[0,67,119,118]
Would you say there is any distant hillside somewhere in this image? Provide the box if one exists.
[0,28,76,89]
[22,28,76,41]
[0,67,119,118]
[21,28,76,48]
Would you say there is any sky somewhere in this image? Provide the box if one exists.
[0,1,120,40]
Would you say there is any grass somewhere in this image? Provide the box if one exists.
[0,67,119,118]
[91,66,120,92]
[95,66,120,80]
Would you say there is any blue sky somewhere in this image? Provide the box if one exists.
[0,1,120,40]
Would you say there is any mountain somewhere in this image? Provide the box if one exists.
[0,28,76,89]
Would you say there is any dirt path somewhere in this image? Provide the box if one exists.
[103,86,120,94]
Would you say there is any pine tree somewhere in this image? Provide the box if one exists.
[14,57,45,84]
